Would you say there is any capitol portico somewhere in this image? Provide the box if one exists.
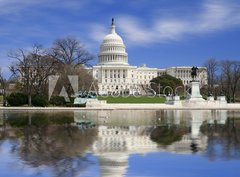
[90,19,207,95]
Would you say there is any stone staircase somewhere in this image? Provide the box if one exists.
[139,84,156,96]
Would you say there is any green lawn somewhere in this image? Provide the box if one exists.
[98,96,165,104]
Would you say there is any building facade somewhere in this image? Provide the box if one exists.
[90,20,207,95]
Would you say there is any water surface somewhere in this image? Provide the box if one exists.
[0,110,239,177]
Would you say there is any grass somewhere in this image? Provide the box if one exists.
[98,96,165,104]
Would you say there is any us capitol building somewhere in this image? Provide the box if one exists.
[90,19,207,95]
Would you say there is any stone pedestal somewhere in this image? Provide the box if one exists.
[217,96,227,104]
[206,96,215,105]
[186,81,205,102]
[207,96,214,101]
[173,95,180,101]
[165,96,173,104]
[173,96,182,106]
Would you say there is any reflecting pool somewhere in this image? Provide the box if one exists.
[0,110,240,177]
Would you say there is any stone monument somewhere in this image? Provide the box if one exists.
[186,66,205,102]
[207,92,214,101]
[165,66,229,108]
[217,91,227,105]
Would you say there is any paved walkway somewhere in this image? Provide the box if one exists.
[0,103,240,110]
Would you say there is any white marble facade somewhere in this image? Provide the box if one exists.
[89,20,208,95]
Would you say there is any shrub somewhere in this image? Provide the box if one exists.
[7,92,28,106]
[32,95,49,107]
[49,96,66,106]
[69,97,75,103]
[234,98,240,103]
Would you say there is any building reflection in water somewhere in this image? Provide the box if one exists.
[0,110,237,177]
[73,110,229,177]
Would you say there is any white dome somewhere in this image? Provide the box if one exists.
[103,33,124,43]
[98,19,128,65]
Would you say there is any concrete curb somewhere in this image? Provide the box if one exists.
[0,103,240,111]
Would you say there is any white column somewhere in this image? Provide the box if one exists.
[107,70,109,84]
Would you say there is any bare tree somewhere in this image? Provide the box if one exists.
[9,44,58,106]
[0,68,7,106]
[50,36,94,66]
[52,65,95,99]
[7,37,95,105]
[220,60,240,102]
[32,55,59,95]
[204,58,219,93]
[230,61,240,102]
[49,37,95,97]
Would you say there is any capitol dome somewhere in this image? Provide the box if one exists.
[98,19,129,65]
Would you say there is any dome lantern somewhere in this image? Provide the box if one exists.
[110,18,116,34]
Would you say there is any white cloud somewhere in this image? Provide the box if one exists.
[0,0,88,15]
[89,23,108,42]
[196,1,238,32]
[118,16,154,43]
[111,0,240,45]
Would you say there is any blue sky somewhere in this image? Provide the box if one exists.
[1,0,240,76]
